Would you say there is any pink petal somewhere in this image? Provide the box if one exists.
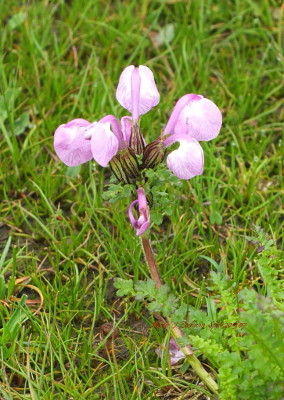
[136,220,150,236]
[116,65,134,113]
[138,65,160,115]
[54,119,93,167]
[169,350,185,365]
[116,65,135,112]
[166,138,204,180]
[169,338,180,351]
[116,65,160,116]
[121,116,132,145]
[128,200,139,229]
[155,339,186,365]
[174,97,222,141]
[163,94,202,136]
[168,339,189,365]
[90,123,119,167]
[65,119,91,128]
[131,67,141,121]
[98,115,124,148]
[137,187,148,209]
[127,188,150,236]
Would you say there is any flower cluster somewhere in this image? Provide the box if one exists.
[54,65,222,236]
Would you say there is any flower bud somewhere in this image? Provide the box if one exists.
[129,123,145,155]
[128,187,150,236]
[142,139,165,169]
[109,147,140,184]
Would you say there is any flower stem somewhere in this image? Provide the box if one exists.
[141,237,162,288]
[140,236,218,395]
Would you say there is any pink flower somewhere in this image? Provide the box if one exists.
[156,338,185,365]
[54,119,93,167]
[164,94,222,141]
[128,188,150,236]
[53,66,222,184]
[87,115,125,167]
[161,93,222,179]
[54,115,126,168]
[116,65,160,121]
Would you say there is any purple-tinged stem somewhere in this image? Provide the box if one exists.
[140,236,218,394]
[141,237,163,288]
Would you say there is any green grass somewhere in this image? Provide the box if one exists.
[0,0,283,399]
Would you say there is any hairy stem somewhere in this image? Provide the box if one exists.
[140,236,218,394]
[141,237,162,288]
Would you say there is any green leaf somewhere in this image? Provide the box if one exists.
[157,285,169,302]
[0,88,22,123]
[7,277,16,298]
[210,209,223,225]
[102,182,134,203]
[7,12,26,31]
[0,236,12,268]
[162,294,179,315]
[14,112,30,136]
[114,278,134,297]
[0,295,28,344]
[148,301,162,312]
[0,276,6,300]
[179,361,190,374]
[134,279,157,300]
[150,209,163,225]
[154,24,175,46]
[172,304,188,323]
[200,255,222,274]
[206,297,217,322]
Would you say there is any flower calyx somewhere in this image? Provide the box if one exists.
[129,123,145,155]
[109,147,140,185]
[141,138,165,170]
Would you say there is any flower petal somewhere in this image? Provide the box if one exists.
[166,138,204,179]
[174,97,222,141]
[163,94,202,136]
[169,349,185,365]
[155,339,186,365]
[138,65,160,115]
[116,65,160,116]
[128,200,139,229]
[90,123,119,167]
[54,119,93,167]
[127,187,150,236]
[136,220,150,236]
[137,187,147,209]
[121,116,132,145]
[98,115,124,148]
[65,118,91,128]
[116,65,134,113]
[169,338,180,351]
